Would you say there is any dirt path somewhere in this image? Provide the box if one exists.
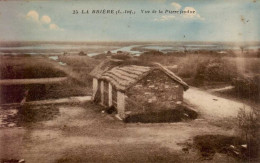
[0,104,234,163]
[208,86,235,93]
[184,87,251,120]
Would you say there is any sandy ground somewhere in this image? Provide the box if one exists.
[0,101,239,163]
[0,87,251,162]
[184,87,251,120]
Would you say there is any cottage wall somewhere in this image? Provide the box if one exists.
[100,81,104,105]
[103,81,109,106]
[126,69,183,113]
[117,91,125,119]
[93,80,102,103]
[108,83,112,107]
[92,78,98,100]
[112,86,117,107]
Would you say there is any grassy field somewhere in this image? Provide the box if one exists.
[0,56,66,79]
[0,56,91,104]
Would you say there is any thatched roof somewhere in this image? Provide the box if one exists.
[90,60,189,91]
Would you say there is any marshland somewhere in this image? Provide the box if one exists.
[0,41,259,162]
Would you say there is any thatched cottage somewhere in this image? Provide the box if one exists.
[90,60,189,119]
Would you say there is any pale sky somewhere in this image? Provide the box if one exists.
[0,0,259,42]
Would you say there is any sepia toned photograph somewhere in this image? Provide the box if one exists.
[0,0,259,162]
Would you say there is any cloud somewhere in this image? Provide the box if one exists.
[171,2,181,10]
[41,15,51,24]
[153,4,204,22]
[183,7,205,20]
[154,15,175,21]
[26,10,39,22]
[25,10,63,31]
[49,23,63,31]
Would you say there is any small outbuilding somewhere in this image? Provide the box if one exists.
[90,60,189,119]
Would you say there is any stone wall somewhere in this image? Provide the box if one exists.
[126,69,183,113]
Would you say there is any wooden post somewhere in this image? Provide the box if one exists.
[108,83,112,107]
[117,91,125,119]
[100,80,104,105]
[92,78,98,100]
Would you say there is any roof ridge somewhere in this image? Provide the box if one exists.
[153,62,189,90]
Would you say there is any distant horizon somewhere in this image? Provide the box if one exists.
[0,40,260,44]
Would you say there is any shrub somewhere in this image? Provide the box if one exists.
[0,65,65,79]
[78,51,87,56]
[203,58,237,82]
[193,135,245,160]
[237,107,259,141]
[232,75,260,101]
[111,53,131,60]
[141,50,164,56]
[237,107,259,159]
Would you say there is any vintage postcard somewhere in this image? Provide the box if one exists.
[0,0,259,162]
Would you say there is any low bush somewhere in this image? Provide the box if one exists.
[111,53,131,60]
[0,65,65,79]
[232,75,260,101]
[194,135,246,160]
[237,107,259,159]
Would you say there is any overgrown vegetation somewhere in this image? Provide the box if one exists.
[0,80,89,104]
[58,55,99,84]
[0,56,65,79]
[232,75,260,102]
[193,135,246,160]
[138,50,260,103]
[237,107,259,159]
[194,107,259,161]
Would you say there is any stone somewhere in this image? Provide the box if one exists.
[8,123,15,127]
[148,96,157,103]
[176,101,182,105]
[115,114,123,121]
[125,111,132,115]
